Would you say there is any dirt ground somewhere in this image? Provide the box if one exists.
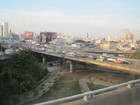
[26,66,132,105]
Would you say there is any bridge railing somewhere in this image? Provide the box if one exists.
[34,79,140,105]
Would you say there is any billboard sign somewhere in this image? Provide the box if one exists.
[24,32,33,40]
[40,32,46,43]
[40,32,57,43]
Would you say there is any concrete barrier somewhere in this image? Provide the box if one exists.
[62,85,140,105]
[35,79,140,105]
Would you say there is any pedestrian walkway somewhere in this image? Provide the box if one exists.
[79,78,90,92]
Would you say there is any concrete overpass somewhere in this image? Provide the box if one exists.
[1,44,139,74]
[53,48,134,56]
[33,50,140,75]
[85,50,134,55]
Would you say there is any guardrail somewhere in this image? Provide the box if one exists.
[34,79,140,105]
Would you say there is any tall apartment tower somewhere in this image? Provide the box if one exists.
[122,29,136,42]
[0,25,3,37]
[87,32,89,39]
[1,22,8,38]
[123,29,129,34]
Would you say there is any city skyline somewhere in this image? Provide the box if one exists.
[0,0,140,39]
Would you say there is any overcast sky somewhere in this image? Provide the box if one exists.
[0,0,140,39]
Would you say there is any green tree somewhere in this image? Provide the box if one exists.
[8,49,48,94]
[131,51,140,59]
[0,49,48,105]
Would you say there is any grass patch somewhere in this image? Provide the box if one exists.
[69,81,81,95]
[87,83,117,95]
[87,83,107,91]
[26,77,81,105]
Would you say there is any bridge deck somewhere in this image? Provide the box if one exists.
[34,51,140,75]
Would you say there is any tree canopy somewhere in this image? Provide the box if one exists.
[131,50,140,59]
[0,49,48,105]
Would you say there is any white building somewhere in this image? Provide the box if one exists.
[0,25,3,37]
[0,22,8,38]
[107,36,118,42]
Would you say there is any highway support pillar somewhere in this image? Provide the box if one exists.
[83,64,87,70]
[70,61,75,73]
[42,55,46,66]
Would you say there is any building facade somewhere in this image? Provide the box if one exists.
[0,25,3,37]
[24,31,33,40]
[1,22,8,38]
[107,36,118,42]
[122,29,136,42]
[122,29,136,49]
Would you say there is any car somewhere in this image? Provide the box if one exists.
[81,55,88,58]
[118,55,125,57]
[66,52,76,57]
[61,51,67,54]
[5,49,15,54]
[117,58,131,64]
[123,60,132,64]
[96,58,104,62]
[88,55,93,59]
[107,57,117,61]
[117,58,126,62]
[40,47,46,51]
[112,60,122,64]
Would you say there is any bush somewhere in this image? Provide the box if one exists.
[131,51,140,59]
[11,95,20,105]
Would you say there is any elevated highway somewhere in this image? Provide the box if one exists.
[33,50,140,75]
[51,47,134,55]
[1,44,139,74]
[84,50,134,55]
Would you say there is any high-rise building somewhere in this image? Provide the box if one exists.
[87,32,89,38]
[122,29,136,48]
[123,33,136,42]
[0,22,8,38]
[2,22,8,38]
[8,29,11,34]
[122,29,136,42]
[123,29,129,34]
[0,25,3,37]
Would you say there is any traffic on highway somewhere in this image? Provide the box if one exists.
[1,42,131,65]
[27,43,131,65]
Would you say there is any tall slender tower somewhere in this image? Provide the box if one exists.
[1,22,8,38]
[122,29,129,41]
[123,29,129,34]
[87,32,89,39]
[0,25,3,37]
[122,29,136,42]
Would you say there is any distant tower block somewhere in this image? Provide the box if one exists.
[87,32,89,38]
[1,22,8,38]
[0,25,3,37]
[123,29,129,34]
